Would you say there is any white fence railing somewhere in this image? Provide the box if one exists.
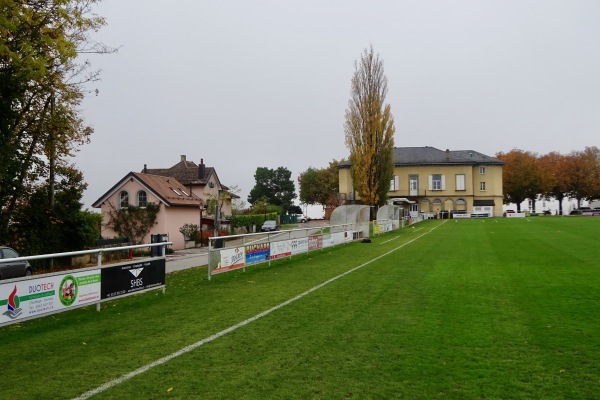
[207,224,357,279]
[0,243,170,327]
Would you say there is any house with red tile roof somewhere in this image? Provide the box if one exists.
[93,156,236,250]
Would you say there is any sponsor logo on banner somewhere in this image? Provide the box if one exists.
[216,247,246,273]
[59,275,78,306]
[1,271,101,326]
[270,240,291,260]
[246,243,270,265]
[2,286,23,319]
[100,259,164,299]
[308,235,322,251]
[582,211,600,217]
[291,237,308,255]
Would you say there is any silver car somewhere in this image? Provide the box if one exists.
[0,246,33,280]
[261,220,279,232]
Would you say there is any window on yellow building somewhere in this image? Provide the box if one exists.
[455,174,465,191]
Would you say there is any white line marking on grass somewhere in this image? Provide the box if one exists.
[381,236,401,244]
[72,222,444,400]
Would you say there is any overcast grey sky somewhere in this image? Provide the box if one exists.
[75,0,600,214]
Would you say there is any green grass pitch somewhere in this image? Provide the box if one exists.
[2,216,600,399]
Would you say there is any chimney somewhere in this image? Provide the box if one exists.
[181,155,186,162]
[143,164,147,173]
[198,158,205,179]
[445,149,449,160]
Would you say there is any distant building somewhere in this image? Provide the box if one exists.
[338,146,504,218]
[93,156,237,250]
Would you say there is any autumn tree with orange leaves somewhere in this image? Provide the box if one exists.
[499,147,600,213]
[567,147,600,206]
[496,150,542,212]
[538,152,571,215]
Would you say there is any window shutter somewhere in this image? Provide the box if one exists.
[441,175,446,190]
[428,176,433,191]
[394,176,400,191]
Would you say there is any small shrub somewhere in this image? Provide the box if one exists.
[179,223,200,240]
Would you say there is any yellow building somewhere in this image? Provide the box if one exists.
[338,146,504,218]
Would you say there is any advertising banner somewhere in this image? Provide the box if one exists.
[332,231,352,245]
[290,237,308,255]
[506,213,526,218]
[582,211,600,217]
[453,213,471,219]
[323,233,334,248]
[101,259,165,299]
[308,235,322,251]
[1,270,101,326]
[245,243,270,265]
[215,247,246,274]
[270,240,291,260]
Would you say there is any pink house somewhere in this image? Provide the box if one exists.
[92,156,235,250]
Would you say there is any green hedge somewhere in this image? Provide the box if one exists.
[228,213,279,230]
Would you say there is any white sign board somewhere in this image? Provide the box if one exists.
[1,270,101,326]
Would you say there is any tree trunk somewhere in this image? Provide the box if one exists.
[557,194,564,215]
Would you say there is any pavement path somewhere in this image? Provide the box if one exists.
[165,247,208,273]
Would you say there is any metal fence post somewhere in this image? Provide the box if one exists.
[207,238,213,281]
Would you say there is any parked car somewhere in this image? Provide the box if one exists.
[261,220,279,232]
[296,214,308,223]
[570,207,591,215]
[0,246,33,280]
[503,210,515,217]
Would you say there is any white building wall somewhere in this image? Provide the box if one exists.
[503,197,589,215]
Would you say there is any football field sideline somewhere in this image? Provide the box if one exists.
[73,222,444,399]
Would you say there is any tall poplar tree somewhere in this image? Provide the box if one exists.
[344,45,395,210]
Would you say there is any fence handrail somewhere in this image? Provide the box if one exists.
[207,223,355,241]
[0,242,173,264]
[207,223,365,280]
[0,242,170,327]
